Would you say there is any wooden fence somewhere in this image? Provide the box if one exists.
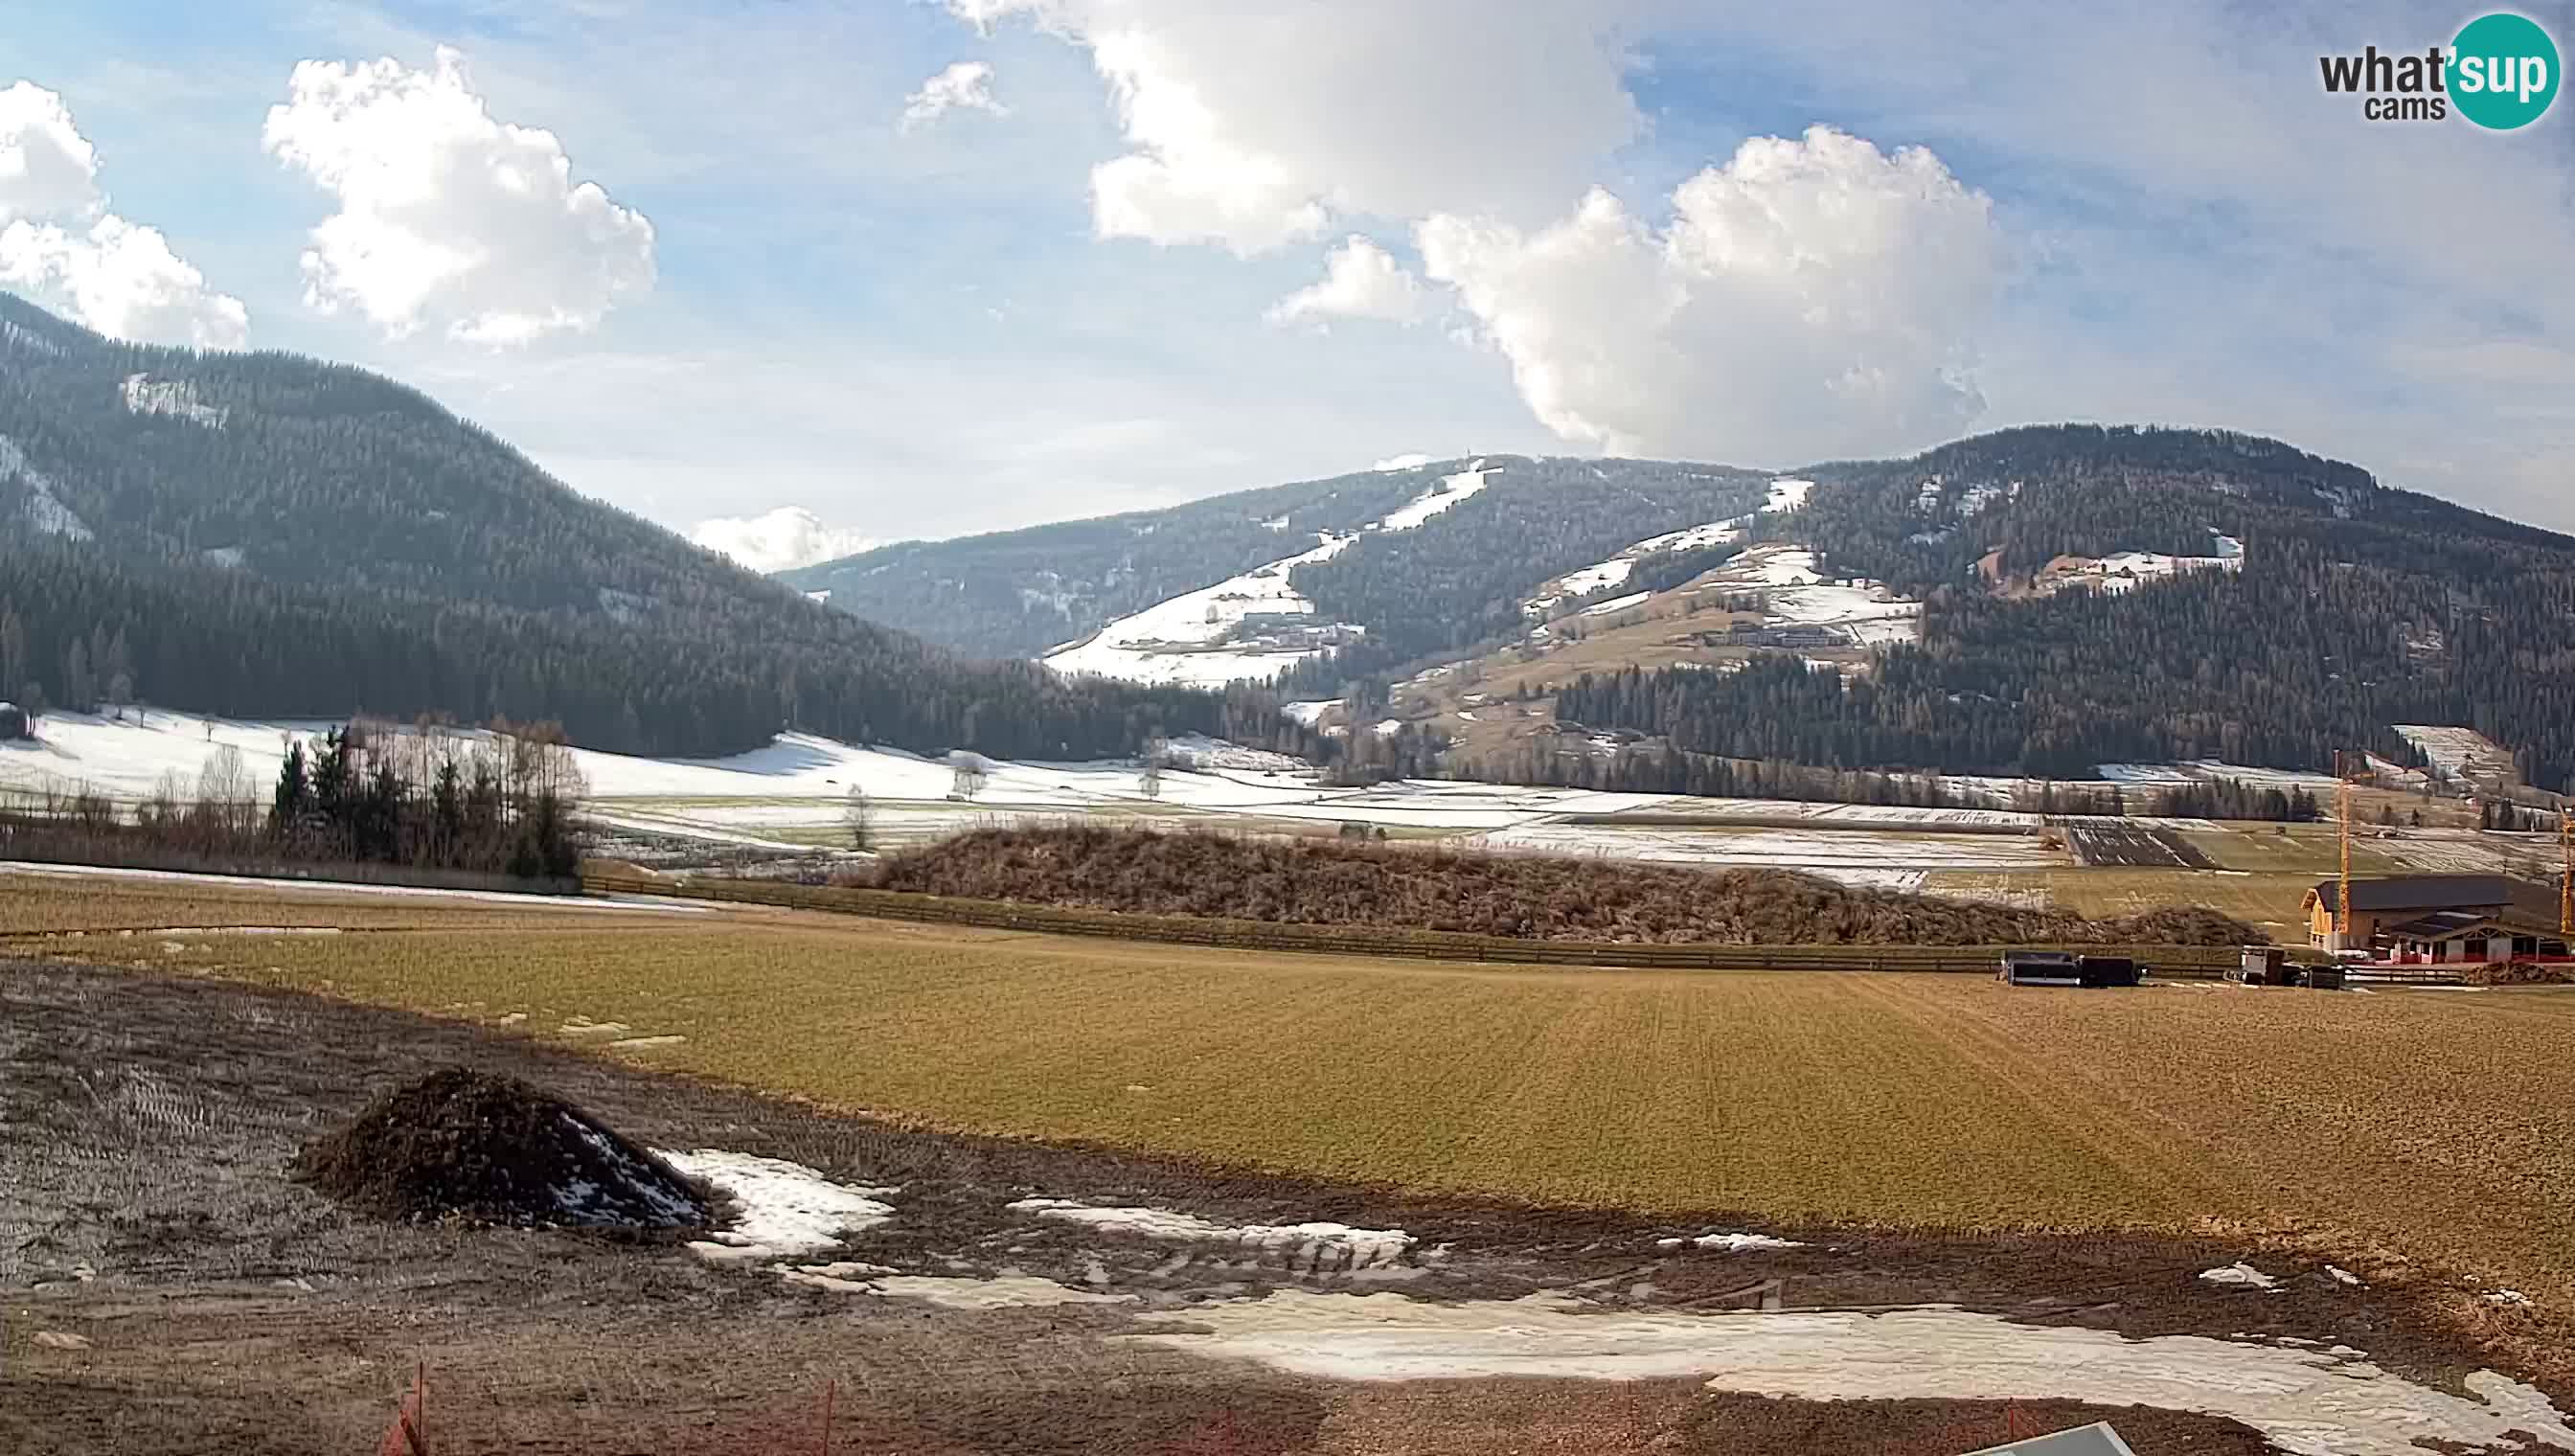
[580,870,2256,977]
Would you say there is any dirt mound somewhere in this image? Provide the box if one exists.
[2465,959,2575,986]
[863,827,2263,946]
[293,1066,711,1231]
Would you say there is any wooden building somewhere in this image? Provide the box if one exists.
[2305,874,2564,962]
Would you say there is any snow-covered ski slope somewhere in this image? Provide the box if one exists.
[1043,461,1502,688]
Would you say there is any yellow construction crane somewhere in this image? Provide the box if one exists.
[2336,750,2354,946]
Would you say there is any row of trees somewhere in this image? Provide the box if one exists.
[7,718,585,881]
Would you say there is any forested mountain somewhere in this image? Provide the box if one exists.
[790,456,1770,670]
[784,469,1434,660]
[1279,460,1770,688]
[789,417,2575,793]
[0,293,1270,761]
[1567,426,2575,788]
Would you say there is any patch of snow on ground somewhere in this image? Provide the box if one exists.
[1581,590,1651,617]
[1763,478,1813,513]
[1,319,63,354]
[821,1272,1133,1309]
[2486,1289,2532,1307]
[2200,1263,2282,1291]
[1379,460,1495,531]
[0,434,93,541]
[657,1149,897,1262]
[202,546,245,569]
[1654,1232,1805,1252]
[1958,482,2005,514]
[2056,530,2245,596]
[121,373,228,427]
[1043,531,1357,688]
[1125,1291,2575,1456]
[0,860,708,912]
[2393,725,2515,785]
[2329,1266,2364,1286]
[1009,1197,1415,1271]
[1372,452,1431,472]
[1475,823,2055,877]
[1525,519,1747,613]
[1282,700,1333,727]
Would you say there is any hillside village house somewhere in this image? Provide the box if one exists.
[2306,874,2565,962]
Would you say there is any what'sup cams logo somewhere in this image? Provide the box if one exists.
[2319,11,2560,127]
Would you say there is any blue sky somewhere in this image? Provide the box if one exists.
[7,0,2571,563]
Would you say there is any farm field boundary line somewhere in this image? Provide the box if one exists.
[577,871,2263,974]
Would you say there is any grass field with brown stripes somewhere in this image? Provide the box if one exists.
[11,869,2575,1315]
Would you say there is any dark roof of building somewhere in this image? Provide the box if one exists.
[2381,910,2510,940]
[1964,1422,2137,1456]
[2311,875,2510,913]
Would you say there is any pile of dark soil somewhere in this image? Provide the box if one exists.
[293,1066,711,1231]
[864,826,2262,946]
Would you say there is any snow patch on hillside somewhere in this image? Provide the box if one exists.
[1763,478,1813,513]
[1372,453,1431,472]
[1043,532,1358,688]
[2393,725,2516,785]
[1380,460,1495,531]
[1706,547,1924,648]
[1526,518,1749,613]
[0,319,63,355]
[1582,590,1651,617]
[2044,529,2244,596]
[121,373,227,428]
[0,434,92,541]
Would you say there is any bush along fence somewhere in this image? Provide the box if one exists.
[577,869,2269,975]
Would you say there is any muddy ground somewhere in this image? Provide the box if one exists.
[1,959,2558,1455]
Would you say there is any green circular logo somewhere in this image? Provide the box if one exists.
[2452,12,2560,129]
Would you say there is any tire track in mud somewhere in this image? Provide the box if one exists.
[1836,976,2247,1226]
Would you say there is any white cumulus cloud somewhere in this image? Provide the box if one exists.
[691,506,875,574]
[901,61,1008,132]
[0,81,103,223]
[0,216,249,350]
[1266,236,1429,327]
[1418,126,2002,466]
[262,47,656,346]
[947,0,1641,255]
[0,80,245,348]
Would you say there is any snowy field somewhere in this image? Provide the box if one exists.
[1039,531,1358,689]
[2393,725,2517,785]
[1713,545,1925,648]
[1473,821,2066,892]
[0,708,1679,853]
[1522,515,1751,614]
[2096,760,2347,793]
[2043,531,2245,596]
